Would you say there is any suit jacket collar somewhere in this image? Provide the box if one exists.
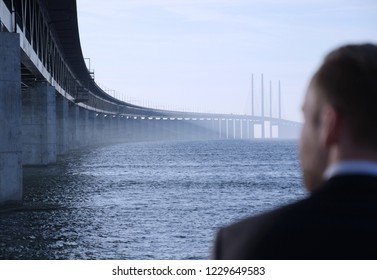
[324,160,377,179]
[313,174,377,198]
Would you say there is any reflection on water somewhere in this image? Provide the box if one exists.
[0,140,305,259]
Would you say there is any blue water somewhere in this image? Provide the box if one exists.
[0,140,306,259]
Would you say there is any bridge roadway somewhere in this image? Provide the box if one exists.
[0,0,301,206]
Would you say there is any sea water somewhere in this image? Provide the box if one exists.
[0,140,306,259]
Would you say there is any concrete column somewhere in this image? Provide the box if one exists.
[110,115,116,142]
[172,119,178,141]
[157,118,165,140]
[78,107,88,147]
[275,122,280,139]
[96,114,105,144]
[174,119,181,140]
[213,119,220,140]
[134,117,140,142]
[103,115,110,143]
[205,119,212,140]
[241,119,247,139]
[248,120,255,139]
[150,118,160,141]
[226,119,229,139]
[218,119,225,139]
[119,116,128,142]
[180,119,189,140]
[234,119,241,139]
[68,102,79,149]
[118,116,125,142]
[262,121,266,139]
[126,117,135,142]
[245,120,250,139]
[0,32,22,206]
[155,118,162,141]
[22,82,57,165]
[188,120,195,140]
[217,119,221,139]
[271,123,277,139]
[84,109,90,145]
[88,111,96,145]
[116,116,123,141]
[138,117,146,141]
[268,122,274,139]
[165,119,173,140]
[77,107,86,147]
[231,119,236,139]
[195,119,203,140]
[167,118,174,140]
[146,117,155,141]
[56,96,69,154]
[122,116,130,141]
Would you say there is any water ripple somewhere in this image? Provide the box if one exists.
[0,140,305,259]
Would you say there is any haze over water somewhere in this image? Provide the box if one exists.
[0,140,305,259]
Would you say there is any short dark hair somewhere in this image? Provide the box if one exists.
[313,43,377,147]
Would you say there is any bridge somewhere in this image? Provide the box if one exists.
[0,0,301,206]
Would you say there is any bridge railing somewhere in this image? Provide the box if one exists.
[1,0,140,115]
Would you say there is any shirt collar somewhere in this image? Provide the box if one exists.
[324,160,377,180]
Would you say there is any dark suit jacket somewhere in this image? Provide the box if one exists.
[213,175,377,259]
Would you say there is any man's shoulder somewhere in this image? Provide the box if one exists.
[223,196,312,240]
[219,174,377,239]
[214,175,377,259]
[214,198,313,259]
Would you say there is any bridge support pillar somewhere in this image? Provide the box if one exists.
[261,121,266,139]
[225,119,229,139]
[68,103,79,149]
[56,96,69,154]
[127,117,135,142]
[22,82,57,165]
[119,116,126,141]
[0,32,22,206]
[219,119,226,139]
[205,119,214,140]
[212,119,219,139]
[248,121,255,139]
[144,117,152,141]
[234,119,238,139]
[104,115,109,143]
[114,115,120,141]
[270,121,273,139]
[107,116,113,142]
[88,111,96,145]
[122,116,129,141]
[275,123,279,139]
[110,115,118,142]
[240,119,246,139]
[78,107,89,146]
[270,122,278,138]
[95,114,105,144]
[229,119,235,139]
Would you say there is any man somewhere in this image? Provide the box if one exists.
[213,43,377,259]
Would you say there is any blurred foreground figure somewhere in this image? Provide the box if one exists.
[213,43,377,259]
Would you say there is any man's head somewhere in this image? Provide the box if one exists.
[299,43,377,192]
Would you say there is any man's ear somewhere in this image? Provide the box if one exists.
[319,105,342,149]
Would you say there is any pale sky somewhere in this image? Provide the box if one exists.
[77,0,377,121]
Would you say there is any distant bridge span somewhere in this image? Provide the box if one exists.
[0,0,301,206]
